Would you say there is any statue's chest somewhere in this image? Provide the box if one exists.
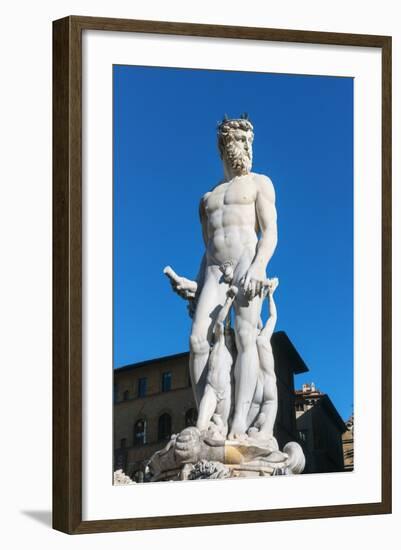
[224,183,256,207]
[206,181,256,213]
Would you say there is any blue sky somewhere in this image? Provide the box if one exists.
[113,65,353,421]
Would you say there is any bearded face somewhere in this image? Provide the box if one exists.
[220,128,253,175]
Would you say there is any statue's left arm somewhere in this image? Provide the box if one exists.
[243,176,278,298]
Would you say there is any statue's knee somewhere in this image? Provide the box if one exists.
[190,334,209,355]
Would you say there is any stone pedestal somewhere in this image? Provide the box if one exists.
[147,427,305,482]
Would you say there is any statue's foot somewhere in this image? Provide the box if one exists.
[202,426,225,442]
[228,411,254,441]
[247,429,274,441]
[248,430,267,441]
[249,412,272,437]
[228,429,249,441]
[228,432,244,441]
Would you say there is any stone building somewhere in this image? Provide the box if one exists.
[114,330,308,479]
[342,414,354,471]
[113,352,195,481]
[295,383,347,474]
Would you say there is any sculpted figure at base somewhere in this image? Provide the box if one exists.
[196,285,237,439]
[248,277,279,442]
[155,115,305,480]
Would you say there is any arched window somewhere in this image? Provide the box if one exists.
[133,419,146,446]
[185,408,197,427]
[158,413,172,441]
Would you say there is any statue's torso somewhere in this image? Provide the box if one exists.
[203,173,260,266]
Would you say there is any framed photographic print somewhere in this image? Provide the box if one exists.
[53,16,392,534]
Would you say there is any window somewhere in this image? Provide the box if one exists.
[137,377,147,398]
[161,371,172,392]
[185,408,198,427]
[120,438,127,448]
[299,429,308,443]
[158,413,172,441]
[113,383,119,403]
[123,389,130,401]
[133,419,146,446]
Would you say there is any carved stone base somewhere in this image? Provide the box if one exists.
[147,427,305,482]
[113,469,136,485]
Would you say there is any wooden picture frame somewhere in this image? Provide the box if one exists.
[53,15,392,534]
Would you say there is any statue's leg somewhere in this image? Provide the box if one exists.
[218,394,231,437]
[197,385,217,432]
[246,401,260,429]
[189,266,228,408]
[229,292,264,439]
[246,371,263,428]
[254,341,277,438]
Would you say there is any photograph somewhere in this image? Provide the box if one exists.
[2,0,397,545]
[112,64,354,484]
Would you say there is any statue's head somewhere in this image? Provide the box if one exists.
[217,114,254,175]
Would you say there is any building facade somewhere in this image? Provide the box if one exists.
[295,383,347,474]
[113,353,195,481]
[342,414,354,471]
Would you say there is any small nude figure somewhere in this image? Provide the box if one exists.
[247,277,279,442]
[196,286,238,438]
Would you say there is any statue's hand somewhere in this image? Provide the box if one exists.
[241,265,266,300]
[163,266,198,300]
[171,280,197,300]
[267,277,279,295]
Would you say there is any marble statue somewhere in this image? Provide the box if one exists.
[153,115,305,480]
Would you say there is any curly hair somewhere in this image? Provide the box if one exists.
[217,117,254,156]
